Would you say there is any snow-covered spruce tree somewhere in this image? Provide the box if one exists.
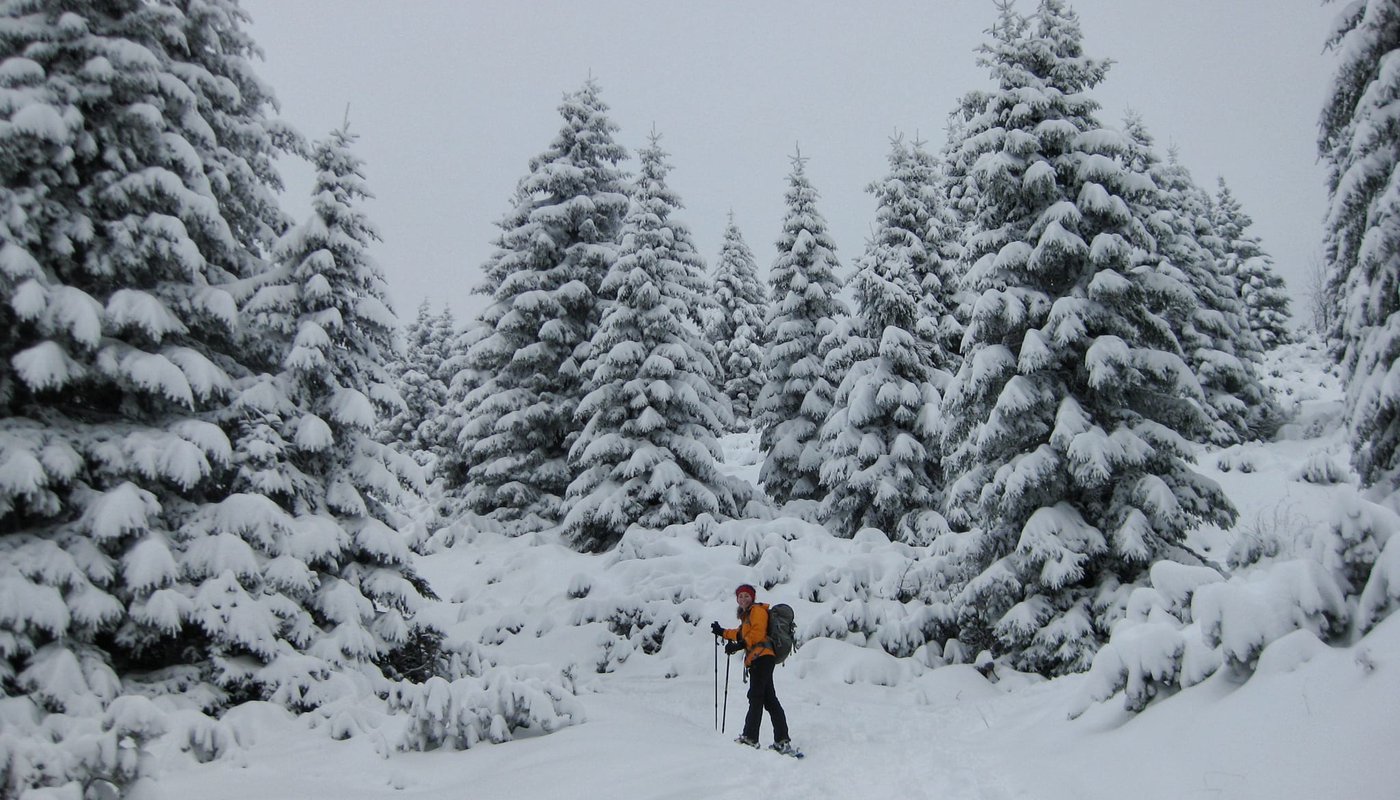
[1320,0,1400,495]
[707,213,768,429]
[430,315,486,498]
[383,300,454,467]
[0,0,293,791]
[418,305,458,464]
[1123,118,1277,445]
[452,80,629,530]
[756,150,847,505]
[562,135,749,551]
[820,137,950,543]
[1191,181,1272,376]
[235,124,432,703]
[382,301,432,445]
[169,0,297,254]
[905,137,964,376]
[1211,178,1293,350]
[939,0,1237,676]
[938,93,994,363]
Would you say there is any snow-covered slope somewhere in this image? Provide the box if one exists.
[149,341,1400,799]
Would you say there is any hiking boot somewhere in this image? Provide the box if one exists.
[770,740,799,756]
[735,735,759,748]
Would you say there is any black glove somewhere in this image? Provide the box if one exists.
[724,642,743,655]
[710,621,724,637]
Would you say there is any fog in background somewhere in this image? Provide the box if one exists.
[244,0,1335,325]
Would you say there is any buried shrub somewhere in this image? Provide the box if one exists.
[387,667,584,751]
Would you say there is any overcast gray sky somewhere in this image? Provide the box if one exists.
[243,0,1337,327]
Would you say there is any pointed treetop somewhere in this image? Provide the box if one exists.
[790,144,808,173]
[986,0,1026,46]
[991,0,1019,29]
[637,130,673,188]
[980,0,1110,95]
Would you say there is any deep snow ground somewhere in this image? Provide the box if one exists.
[151,341,1400,799]
[155,612,1400,800]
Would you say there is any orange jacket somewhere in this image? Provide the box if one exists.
[721,602,775,667]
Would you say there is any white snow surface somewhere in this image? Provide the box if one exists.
[140,344,1396,800]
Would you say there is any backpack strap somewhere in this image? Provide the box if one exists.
[754,602,773,652]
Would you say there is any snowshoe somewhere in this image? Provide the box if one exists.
[770,740,804,758]
[735,735,759,748]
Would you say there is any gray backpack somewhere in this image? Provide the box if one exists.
[764,603,797,664]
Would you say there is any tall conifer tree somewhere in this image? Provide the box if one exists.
[939,0,1235,675]
[756,151,846,505]
[909,138,965,376]
[237,125,428,703]
[820,137,949,542]
[1320,0,1400,493]
[1123,119,1277,445]
[0,0,290,693]
[707,214,768,428]
[563,135,748,550]
[453,81,629,530]
[1211,179,1293,349]
[432,317,486,494]
[418,305,458,466]
[168,0,295,257]
[384,301,443,460]
[384,302,456,466]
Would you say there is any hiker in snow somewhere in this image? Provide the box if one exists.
[711,584,794,753]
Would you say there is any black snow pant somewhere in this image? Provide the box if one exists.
[742,655,789,743]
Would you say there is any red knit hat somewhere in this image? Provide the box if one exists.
[735,584,757,599]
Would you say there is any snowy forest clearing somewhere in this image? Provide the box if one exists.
[149,380,1400,800]
[5,1,1400,797]
[149,560,1400,800]
[154,644,1400,800]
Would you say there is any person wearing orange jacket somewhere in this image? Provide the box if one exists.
[711,583,794,753]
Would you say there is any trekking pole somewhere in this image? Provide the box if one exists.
[714,636,720,731]
[722,649,732,733]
